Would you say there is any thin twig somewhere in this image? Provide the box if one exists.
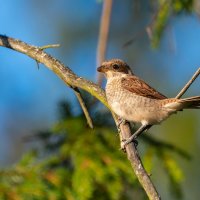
[96,0,113,86]
[36,61,40,70]
[39,44,60,50]
[0,36,92,128]
[39,43,93,128]
[123,13,156,48]
[36,44,60,69]
[0,35,160,200]
[175,68,200,99]
[71,86,93,129]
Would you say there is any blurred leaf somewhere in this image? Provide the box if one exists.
[150,0,194,47]
[151,1,170,48]
[172,0,194,13]
[163,153,184,199]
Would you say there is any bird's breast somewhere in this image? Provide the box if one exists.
[105,77,170,125]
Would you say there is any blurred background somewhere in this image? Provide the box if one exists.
[1,0,200,199]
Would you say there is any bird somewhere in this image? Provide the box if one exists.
[97,59,200,149]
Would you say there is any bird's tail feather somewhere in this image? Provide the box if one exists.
[164,96,200,110]
[179,96,200,109]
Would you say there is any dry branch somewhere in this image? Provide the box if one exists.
[0,35,160,200]
[175,67,200,99]
[96,0,112,85]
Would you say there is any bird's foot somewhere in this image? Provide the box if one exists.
[120,137,138,151]
[117,118,127,132]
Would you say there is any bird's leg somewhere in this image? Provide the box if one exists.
[121,124,150,150]
[145,125,152,132]
[117,118,127,132]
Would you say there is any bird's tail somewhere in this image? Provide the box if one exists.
[164,96,200,111]
[179,96,200,109]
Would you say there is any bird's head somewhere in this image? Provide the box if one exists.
[97,59,133,78]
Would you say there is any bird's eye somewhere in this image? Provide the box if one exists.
[113,64,120,70]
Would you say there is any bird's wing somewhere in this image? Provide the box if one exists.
[121,76,167,99]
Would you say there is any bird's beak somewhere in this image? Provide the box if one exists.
[97,65,105,73]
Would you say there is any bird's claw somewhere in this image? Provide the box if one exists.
[120,138,138,151]
[117,118,127,132]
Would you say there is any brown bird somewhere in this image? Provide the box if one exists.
[97,59,200,149]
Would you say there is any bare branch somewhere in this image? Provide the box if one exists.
[39,43,93,127]
[71,86,93,128]
[96,0,113,85]
[0,35,94,128]
[0,35,160,200]
[119,123,161,200]
[39,44,60,50]
[176,68,200,99]
[36,44,60,69]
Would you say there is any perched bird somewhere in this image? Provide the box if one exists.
[97,59,200,149]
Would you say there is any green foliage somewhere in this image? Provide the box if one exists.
[151,0,194,47]
[163,153,183,199]
[172,0,194,12]
[151,1,171,48]
[0,101,189,199]
[142,134,189,199]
